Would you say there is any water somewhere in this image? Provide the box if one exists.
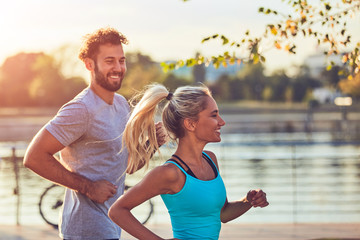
[1,132,359,226]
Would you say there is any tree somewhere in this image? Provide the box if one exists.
[0,52,43,106]
[228,77,247,101]
[30,54,87,106]
[237,63,268,101]
[192,52,206,83]
[118,52,165,99]
[29,54,67,106]
[162,73,192,92]
[209,74,232,102]
[0,52,87,107]
[321,65,341,89]
[291,65,322,102]
[339,72,360,98]
[170,0,360,79]
[265,70,291,102]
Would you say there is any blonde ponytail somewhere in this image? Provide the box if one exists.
[123,84,169,173]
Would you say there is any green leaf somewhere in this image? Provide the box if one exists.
[177,60,185,68]
[169,63,176,70]
[213,59,220,69]
[186,58,196,67]
[221,35,229,45]
[252,53,259,64]
[201,37,211,43]
[160,62,169,73]
[325,3,331,10]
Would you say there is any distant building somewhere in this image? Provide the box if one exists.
[169,61,243,82]
[305,52,344,79]
[312,88,344,104]
[305,51,347,104]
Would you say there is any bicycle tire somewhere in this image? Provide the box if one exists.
[124,185,154,224]
[38,184,64,229]
[39,184,153,229]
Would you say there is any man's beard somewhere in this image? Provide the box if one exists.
[94,63,123,92]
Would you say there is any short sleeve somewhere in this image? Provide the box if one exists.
[45,101,89,146]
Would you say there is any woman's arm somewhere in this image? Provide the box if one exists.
[109,164,180,240]
[220,189,268,223]
[203,151,269,223]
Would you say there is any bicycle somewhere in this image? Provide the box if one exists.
[39,183,154,229]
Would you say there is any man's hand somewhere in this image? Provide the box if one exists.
[155,122,168,147]
[83,179,117,204]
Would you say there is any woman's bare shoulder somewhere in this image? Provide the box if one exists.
[149,162,183,183]
[203,150,219,168]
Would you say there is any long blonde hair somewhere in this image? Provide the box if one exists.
[123,83,212,172]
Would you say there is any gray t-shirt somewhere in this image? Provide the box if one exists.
[45,87,129,240]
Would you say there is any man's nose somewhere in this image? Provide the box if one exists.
[114,61,126,72]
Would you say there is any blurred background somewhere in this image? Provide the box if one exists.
[0,0,359,228]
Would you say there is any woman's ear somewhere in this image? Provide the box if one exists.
[183,118,197,132]
[84,58,95,71]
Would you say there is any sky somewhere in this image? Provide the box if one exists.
[0,0,359,76]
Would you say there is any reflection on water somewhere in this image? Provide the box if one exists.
[0,132,359,225]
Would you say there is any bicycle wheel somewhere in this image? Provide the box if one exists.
[39,184,64,229]
[125,185,154,224]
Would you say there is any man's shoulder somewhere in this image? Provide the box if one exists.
[56,89,90,116]
[114,93,128,103]
[114,93,130,111]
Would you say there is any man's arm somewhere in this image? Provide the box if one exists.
[23,128,117,203]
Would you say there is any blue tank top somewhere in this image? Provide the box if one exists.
[160,152,227,240]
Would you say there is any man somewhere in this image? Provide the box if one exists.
[24,27,165,240]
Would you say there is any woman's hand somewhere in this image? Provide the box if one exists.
[246,189,269,208]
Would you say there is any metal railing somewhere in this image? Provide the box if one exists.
[1,138,359,225]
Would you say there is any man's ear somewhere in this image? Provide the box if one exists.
[183,118,197,132]
[84,58,95,71]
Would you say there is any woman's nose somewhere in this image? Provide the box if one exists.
[219,116,226,126]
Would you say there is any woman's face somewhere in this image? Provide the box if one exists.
[193,96,226,143]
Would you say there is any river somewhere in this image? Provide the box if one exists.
[1,131,359,226]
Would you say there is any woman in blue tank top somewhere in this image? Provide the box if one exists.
[109,84,269,240]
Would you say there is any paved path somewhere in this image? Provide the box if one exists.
[0,223,359,240]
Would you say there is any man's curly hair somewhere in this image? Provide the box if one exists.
[78,27,129,62]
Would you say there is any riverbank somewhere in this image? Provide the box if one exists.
[0,223,359,240]
[1,102,359,116]
[1,103,360,141]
